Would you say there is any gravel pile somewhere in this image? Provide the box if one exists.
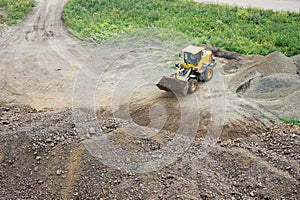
[226,51,300,118]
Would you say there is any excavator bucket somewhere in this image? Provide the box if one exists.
[156,76,189,96]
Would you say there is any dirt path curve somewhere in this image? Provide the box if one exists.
[0,0,91,109]
[195,0,300,12]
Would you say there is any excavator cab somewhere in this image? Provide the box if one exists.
[183,51,201,67]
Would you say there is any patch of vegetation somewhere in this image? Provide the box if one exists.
[0,0,35,25]
[262,115,300,127]
[62,0,300,56]
[280,117,300,126]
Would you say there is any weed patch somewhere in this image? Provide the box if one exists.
[280,117,300,126]
[0,0,35,25]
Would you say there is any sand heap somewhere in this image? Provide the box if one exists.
[230,52,300,118]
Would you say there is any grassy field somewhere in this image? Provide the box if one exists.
[62,0,300,56]
[0,0,35,25]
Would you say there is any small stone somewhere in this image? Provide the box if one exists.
[166,174,175,179]
[45,138,53,143]
[1,120,10,125]
[290,134,297,139]
[233,181,238,186]
[56,169,64,175]
[250,191,255,197]
[36,156,42,161]
[73,129,78,136]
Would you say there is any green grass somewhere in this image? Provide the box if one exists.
[262,115,300,126]
[62,0,300,56]
[0,0,35,25]
[280,117,300,126]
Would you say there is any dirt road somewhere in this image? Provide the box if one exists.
[195,0,300,12]
[0,0,90,109]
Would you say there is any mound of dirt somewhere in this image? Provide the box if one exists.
[256,73,300,93]
[230,51,297,90]
[240,73,300,97]
[228,51,300,118]
[262,52,297,74]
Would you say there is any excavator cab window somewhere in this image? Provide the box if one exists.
[184,52,202,66]
[184,52,196,65]
[195,52,202,63]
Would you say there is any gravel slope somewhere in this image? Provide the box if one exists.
[0,103,299,199]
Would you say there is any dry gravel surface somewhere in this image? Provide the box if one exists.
[0,103,299,199]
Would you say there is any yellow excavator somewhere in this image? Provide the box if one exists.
[157,45,216,95]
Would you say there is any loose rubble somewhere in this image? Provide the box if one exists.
[0,103,299,199]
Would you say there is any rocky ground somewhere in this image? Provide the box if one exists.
[0,103,299,199]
